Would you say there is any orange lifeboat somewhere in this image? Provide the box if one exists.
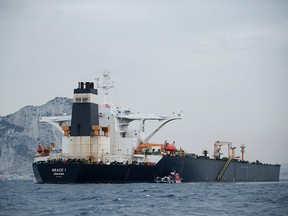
[164,143,176,151]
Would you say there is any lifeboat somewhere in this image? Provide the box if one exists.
[164,143,176,151]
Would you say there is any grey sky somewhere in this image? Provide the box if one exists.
[0,0,287,164]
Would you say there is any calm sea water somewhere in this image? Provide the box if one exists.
[0,180,288,216]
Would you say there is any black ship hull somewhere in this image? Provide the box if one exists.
[33,156,280,183]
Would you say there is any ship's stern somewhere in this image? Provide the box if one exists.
[32,162,82,183]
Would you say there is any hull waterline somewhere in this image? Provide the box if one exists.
[33,156,280,183]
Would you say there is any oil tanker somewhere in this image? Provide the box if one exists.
[32,72,280,183]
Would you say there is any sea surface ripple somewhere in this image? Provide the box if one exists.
[1,180,288,216]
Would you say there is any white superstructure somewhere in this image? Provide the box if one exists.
[37,71,182,165]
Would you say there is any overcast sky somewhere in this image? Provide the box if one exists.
[0,0,287,164]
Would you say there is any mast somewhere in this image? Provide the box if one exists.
[96,71,115,107]
[240,144,245,161]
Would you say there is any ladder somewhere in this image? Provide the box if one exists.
[217,157,232,181]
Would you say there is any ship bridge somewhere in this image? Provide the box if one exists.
[39,71,183,144]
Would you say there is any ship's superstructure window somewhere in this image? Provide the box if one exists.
[75,97,89,103]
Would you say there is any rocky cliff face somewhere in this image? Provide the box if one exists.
[0,97,72,176]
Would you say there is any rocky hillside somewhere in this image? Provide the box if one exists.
[0,97,72,176]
